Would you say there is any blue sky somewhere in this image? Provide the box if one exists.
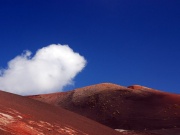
[0,0,180,94]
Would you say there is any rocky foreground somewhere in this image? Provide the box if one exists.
[0,90,121,135]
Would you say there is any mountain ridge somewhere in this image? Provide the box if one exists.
[29,83,180,135]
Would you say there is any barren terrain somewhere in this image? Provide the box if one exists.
[0,90,121,135]
[30,83,180,135]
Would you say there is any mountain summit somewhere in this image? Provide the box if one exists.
[30,83,180,135]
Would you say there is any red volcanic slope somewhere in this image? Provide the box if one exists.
[0,90,122,135]
[29,83,180,134]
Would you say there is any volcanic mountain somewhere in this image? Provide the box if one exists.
[29,83,180,135]
[0,90,122,135]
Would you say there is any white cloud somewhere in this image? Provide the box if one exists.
[0,44,86,95]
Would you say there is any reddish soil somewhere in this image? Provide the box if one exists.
[29,83,180,135]
[0,90,122,135]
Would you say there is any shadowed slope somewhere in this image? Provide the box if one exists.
[0,90,122,135]
[30,83,180,135]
